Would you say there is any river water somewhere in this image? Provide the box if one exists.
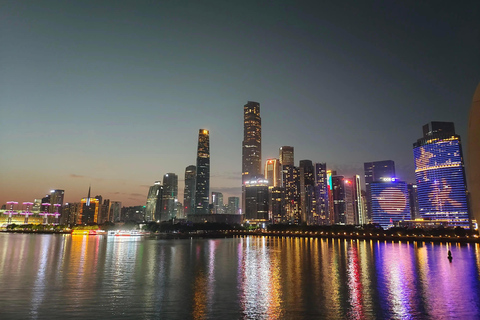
[1,234,480,319]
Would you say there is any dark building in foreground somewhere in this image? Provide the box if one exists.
[195,129,210,215]
[413,122,470,228]
[244,179,269,223]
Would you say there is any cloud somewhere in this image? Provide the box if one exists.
[70,174,85,178]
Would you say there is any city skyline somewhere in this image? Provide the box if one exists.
[1,1,479,207]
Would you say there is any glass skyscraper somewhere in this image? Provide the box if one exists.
[413,122,470,228]
[195,129,210,215]
[183,165,196,216]
[371,178,411,229]
[242,101,262,183]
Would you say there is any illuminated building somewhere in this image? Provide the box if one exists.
[100,199,110,224]
[407,183,419,219]
[49,189,64,214]
[145,181,163,222]
[279,146,294,166]
[195,129,210,215]
[227,197,240,215]
[468,83,480,225]
[109,201,122,222]
[244,179,269,223]
[264,158,281,187]
[79,186,100,224]
[332,176,355,224]
[242,102,262,184]
[183,165,196,216]
[211,192,224,214]
[364,160,395,222]
[353,175,364,225]
[413,121,470,228]
[371,178,411,229]
[299,160,315,224]
[162,173,178,221]
[314,163,328,225]
[283,164,300,223]
[62,202,80,226]
[270,187,285,224]
[326,170,336,224]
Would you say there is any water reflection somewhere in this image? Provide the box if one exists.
[1,234,480,319]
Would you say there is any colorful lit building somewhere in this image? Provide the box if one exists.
[371,178,411,229]
[413,122,470,228]
[195,129,210,215]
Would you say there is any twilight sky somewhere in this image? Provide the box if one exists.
[1,0,479,207]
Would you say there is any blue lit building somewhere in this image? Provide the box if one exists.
[371,178,411,229]
[413,122,470,228]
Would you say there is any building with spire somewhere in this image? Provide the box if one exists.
[195,129,210,215]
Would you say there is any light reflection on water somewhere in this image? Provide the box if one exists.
[1,234,480,319]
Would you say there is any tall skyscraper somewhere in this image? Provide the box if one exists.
[332,176,355,224]
[371,178,411,229]
[110,201,122,222]
[242,101,262,184]
[364,160,396,222]
[468,83,480,226]
[211,192,224,214]
[283,164,300,224]
[145,181,163,222]
[264,158,281,187]
[353,175,364,225]
[183,165,196,216]
[195,129,210,215]
[314,163,328,225]
[299,160,315,224]
[413,122,470,228]
[162,173,178,221]
[407,183,419,219]
[270,187,285,224]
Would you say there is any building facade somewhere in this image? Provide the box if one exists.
[371,178,411,229]
[195,129,210,215]
[183,165,196,216]
[145,181,163,222]
[162,173,178,221]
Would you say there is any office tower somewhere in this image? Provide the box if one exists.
[407,183,419,219]
[109,201,122,222]
[279,146,294,166]
[211,192,224,214]
[353,175,364,225]
[145,181,163,222]
[327,170,336,224]
[299,160,315,224]
[195,129,210,215]
[283,164,300,223]
[98,198,110,224]
[227,197,240,215]
[63,202,80,226]
[183,165,196,216]
[94,195,103,222]
[242,102,262,184]
[371,178,411,229]
[79,187,100,224]
[176,202,184,219]
[32,199,42,213]
[468,83,480,225]
[49,189,64,212]
[270,187,285,224]
[264,158,281,187]
[332,176,355,224]
[413,122,470,227]
[244,179,269,222]
[162,173,178,221]
[314,163,329,225]
[364,160,396,222]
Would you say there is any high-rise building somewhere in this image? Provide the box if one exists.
[244,178,269,223]
[264,158,281,187]
[211,192,224,214]
[332,176,356,224]
[110,201,122,222]
[364,160,396,222]
[299,160,315,224]
[162,173,178,221]
[353,175,364,225]
[195,129,210,215]
[63,202,80,226]
[314,163,329,225]
[183,165,196,216]
[227,197,240,215]
[371,178,411,229]
[242,102,262,184]
[270,187,285,224]
[283,164,300,223]
[279,146,294,167]
[407,183,419,219]
[145,181,163,222]
[413,121,470,228]
[49,189,64,212]
[468,83,480,226]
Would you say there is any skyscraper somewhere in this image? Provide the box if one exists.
[195,129,210,215]
[299,160,315,224]
[364,160,396,222]
[242,101,262,184]
[279,146,294,167]
[227,197,240,215]
[244,179,269,223]
[413,122,470,228]
[468,83,480,226]
[407,183,419,219]
[314,163,328,225]
[211,192,224,214]
[110,201,122,222]
[162,173,178,221]
[145,181,163,222]
[332,176,356,224]
[183,165,196,216]
[371,178,411,229]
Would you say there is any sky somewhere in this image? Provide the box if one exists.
[1,0,479,207]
